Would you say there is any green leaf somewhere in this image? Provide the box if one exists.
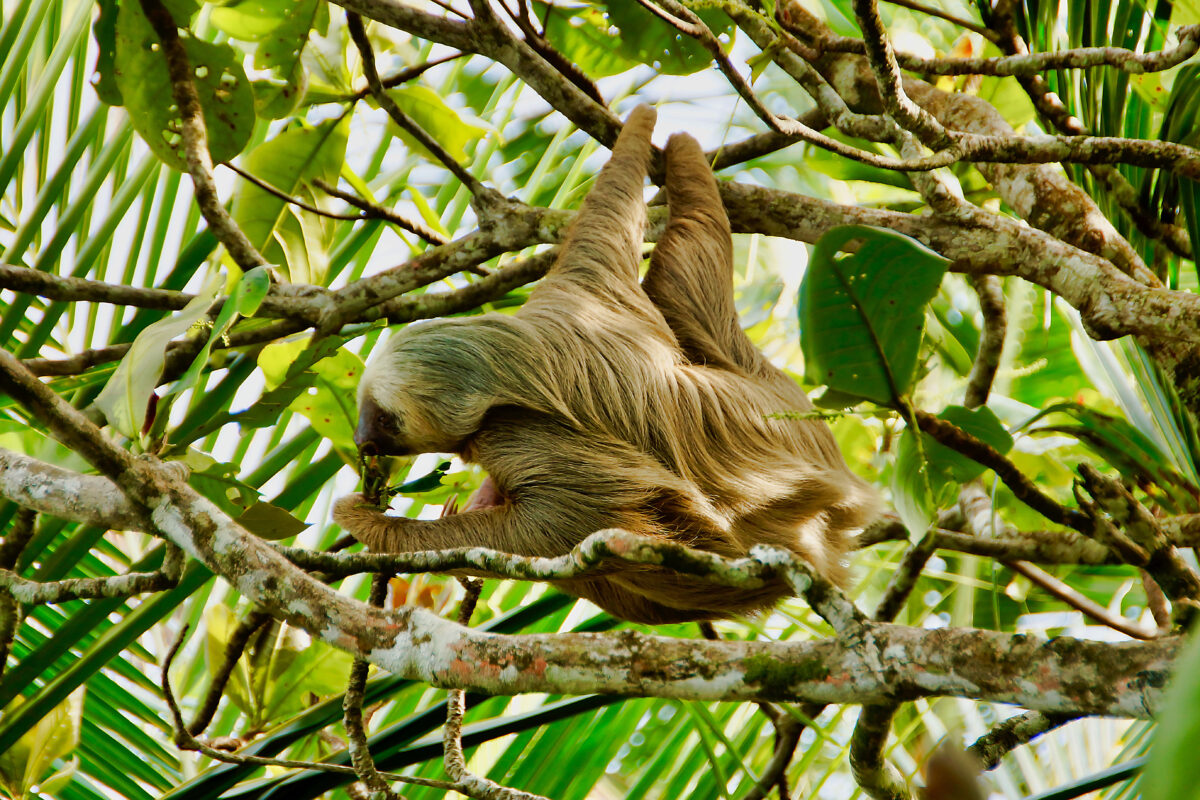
[95,274,221,438]
[243,0,323,118]
[1144,629,1200,800]
[112,2,254,171]
[891,427,935,535]
[396,461,451,494]
[289,384,356,456]
[892,406,1012,535]
[229,117,349,282]
[210,0,292,41]
[798,225,949,406]
[535,2,643,78]
[252,58,308,120]
[236,501,309,540]
[236,334,352,431]
[170,267,270,399]
[1025,401,1198,512]
[1170,0,1200,26]
[601,0,735,76]
[260,635,353,723]
[0,689,83,800]
[385,85,488,162]
[184,452,259,517]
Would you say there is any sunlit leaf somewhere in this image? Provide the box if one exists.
[95,275,222,438]
[0,689,83,800]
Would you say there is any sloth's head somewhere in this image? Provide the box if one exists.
[355,320,498,457]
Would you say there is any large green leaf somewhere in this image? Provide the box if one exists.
[798,225,949,406]
[111,1,254,171]
[535,2,643,78]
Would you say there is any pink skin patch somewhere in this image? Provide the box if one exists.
[463,476,504,512]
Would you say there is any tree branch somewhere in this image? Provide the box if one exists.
[849,703,910,800]
[137,0,267,270]
[964,275,1006,409]
[967,711,1078,770]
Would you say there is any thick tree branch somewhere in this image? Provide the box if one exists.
[768,1,1159,285]
[0,447,150,530]
[829,25,1200,76]
[0,264,191,311]
[0,370,1178,718]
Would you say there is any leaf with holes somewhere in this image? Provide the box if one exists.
[112,1,254,171]
[798,225,948,406]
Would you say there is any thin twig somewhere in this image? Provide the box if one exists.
[222,162,374,222]
[914,410,1090,532]
[312,178,449,245]
[1004,560,1158,639]
[872,532,936,622]
[344,574,397,798]
[188,609,271,736]
[499,0,605,104]
[346,12,500,204]
[424,0,473,20]
[442,579,547,799]
[346,52,468,99]
[1141,570,1172,632]
[956,484,1160,639]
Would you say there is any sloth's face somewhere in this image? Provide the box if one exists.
[354,392,411,456]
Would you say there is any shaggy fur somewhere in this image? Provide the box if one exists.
[333,105,877,624]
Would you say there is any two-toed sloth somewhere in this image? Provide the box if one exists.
[333,105,877,624]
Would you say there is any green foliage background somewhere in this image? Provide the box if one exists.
[1,0,1198,797]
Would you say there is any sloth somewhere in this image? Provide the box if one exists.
[333,105,877,624]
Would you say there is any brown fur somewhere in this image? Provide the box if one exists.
[333,105,877,624]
